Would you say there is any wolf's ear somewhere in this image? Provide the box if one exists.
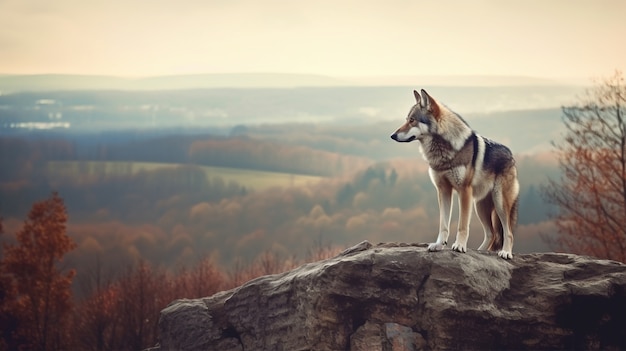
[420,89,440,119]
[413,89,421,105]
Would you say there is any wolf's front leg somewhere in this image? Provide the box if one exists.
[428,183,453,252]
[451,186,473,253]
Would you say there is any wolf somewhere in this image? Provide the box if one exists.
[390,89,519,259]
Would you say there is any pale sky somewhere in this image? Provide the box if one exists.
[0,0,624,79]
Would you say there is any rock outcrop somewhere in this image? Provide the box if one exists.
[154,241,626,350]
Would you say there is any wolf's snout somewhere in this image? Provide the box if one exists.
[391,133,416,143]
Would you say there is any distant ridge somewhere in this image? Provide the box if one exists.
[137,73,349,90]
[0,74,130,93]
[345,74,588,87]
[0,73,349,93]
[0,73,586,93]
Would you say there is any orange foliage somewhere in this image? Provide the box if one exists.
[543,71,626,262]
[0,192,76,351]
[73,282,120,351]
[70,247,339,350]
[188,137,372,176]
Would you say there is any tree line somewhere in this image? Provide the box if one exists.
[0,151,557,279]
[0,192,340,350]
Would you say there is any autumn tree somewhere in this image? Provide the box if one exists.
[115,260,171,351]
[74,255,120,351]
[0,192,77,350]
[74,284,120,351]
[0,217,19,351]
[175,255,225,299]
[543,71,626,261]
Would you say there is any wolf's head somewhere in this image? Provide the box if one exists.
[390,89,440,143]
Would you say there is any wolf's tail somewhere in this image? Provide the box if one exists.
[488,195,519,251]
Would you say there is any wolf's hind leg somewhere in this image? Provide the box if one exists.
[475,195,495,251]
[493,176,519,259]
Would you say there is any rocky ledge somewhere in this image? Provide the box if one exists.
[154,241,626,350]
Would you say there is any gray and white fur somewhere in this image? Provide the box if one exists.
[391,89,519,259]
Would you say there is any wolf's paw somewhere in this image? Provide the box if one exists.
[451,242,467,253]
[498,250,513,260]
[428,242,445,252]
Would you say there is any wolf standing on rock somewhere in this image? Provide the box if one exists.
[391,89,519,259]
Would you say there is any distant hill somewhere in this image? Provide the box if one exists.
[0,73,588,93]
[0,73,349,93]
[348,75,589,87]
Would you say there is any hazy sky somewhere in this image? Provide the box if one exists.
[1,0,624,79]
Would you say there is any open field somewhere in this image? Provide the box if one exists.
[46,161,324,191]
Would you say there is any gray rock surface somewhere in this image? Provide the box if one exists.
[154,241,626,350]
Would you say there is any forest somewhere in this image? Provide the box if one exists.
[0,86,573,349]
[0,129,558,269]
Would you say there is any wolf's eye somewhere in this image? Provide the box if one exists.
[408,117,415,123]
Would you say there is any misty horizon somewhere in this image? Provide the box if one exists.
[0,72,593,93]
[0,85,583,156]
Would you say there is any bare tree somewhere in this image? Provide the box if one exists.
[543,70,626,262]
[74,255,120,351]
[115,260,169,351]
[175,255,225,299]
